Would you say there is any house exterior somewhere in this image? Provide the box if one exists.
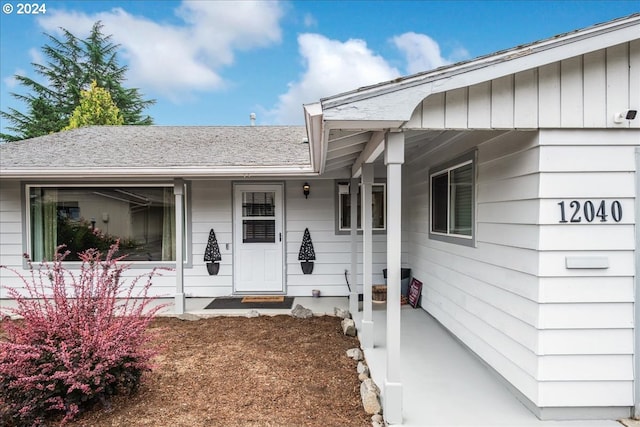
[1,13,639,424]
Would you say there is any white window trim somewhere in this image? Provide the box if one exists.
[429,151,476,247]
[23,182,190,267]
[337,182,387,233]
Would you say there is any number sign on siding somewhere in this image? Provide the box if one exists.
[558,200,623,223]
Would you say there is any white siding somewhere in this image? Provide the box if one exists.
[410,42,639,130]
[0,178,399,299]
[284,179,396,296]
[184,180,233,296]
[182,179,391,297]
[405,130,543,405]
[0,180,23,297]
[535,129,637,407]
[404,127,638,411]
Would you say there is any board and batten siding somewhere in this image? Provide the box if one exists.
[407,41,640,131]
[404,127,638,415]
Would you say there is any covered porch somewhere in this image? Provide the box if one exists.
[354,305,621,427]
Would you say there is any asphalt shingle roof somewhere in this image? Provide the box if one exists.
[0,125,310,172]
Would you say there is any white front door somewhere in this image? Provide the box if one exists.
[233,184,284,293]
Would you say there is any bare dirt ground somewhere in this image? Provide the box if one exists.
[69,315,371,427]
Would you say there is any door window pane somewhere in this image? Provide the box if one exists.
[243,220,275,243]
[241,191,276,243]
[242,192,275,216]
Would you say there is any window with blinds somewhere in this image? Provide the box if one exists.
[429,154,475,245]
[241,192,276,243]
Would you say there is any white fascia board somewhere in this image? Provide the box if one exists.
[0,165,318,179]
[322,16,640,122]
[322,119,405,130]
[304,102,325,174]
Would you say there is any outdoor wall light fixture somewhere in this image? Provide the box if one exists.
[303,182,310,199]
[614,109,638,123]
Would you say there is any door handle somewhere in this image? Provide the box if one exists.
[279,232,282,242]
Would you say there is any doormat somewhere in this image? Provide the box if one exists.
[242,296,284,303]
[204,296,294,310]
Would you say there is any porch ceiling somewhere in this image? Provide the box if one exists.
[322,127,466,174]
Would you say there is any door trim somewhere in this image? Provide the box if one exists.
[232,182,286,295]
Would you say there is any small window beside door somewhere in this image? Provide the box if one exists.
[336,182,386,234]
[429,151,475,247]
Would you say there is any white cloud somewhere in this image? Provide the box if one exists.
[267,33,401,124]
[35,1,284,100]
[392,32,449,74]
[3,68,25,89]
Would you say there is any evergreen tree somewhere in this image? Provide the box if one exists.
[64,81,124,130]
[1,21,154,141]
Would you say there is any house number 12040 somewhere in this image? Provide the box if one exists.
[558,200,622,223]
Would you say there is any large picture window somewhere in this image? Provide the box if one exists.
[430,153,475,246]
[28,185,177,262]
[338,183,386,232]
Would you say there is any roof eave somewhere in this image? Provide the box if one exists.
[0,165,318,180]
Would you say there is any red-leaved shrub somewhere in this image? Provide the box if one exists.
[0,244,168,426]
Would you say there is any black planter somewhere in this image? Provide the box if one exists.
[301,261,314,275]
[206,262,220,276]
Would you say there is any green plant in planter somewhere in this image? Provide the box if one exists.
[204,229,222,275]
[298,228,316,274]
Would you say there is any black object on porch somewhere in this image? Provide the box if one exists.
[382,268,412,296]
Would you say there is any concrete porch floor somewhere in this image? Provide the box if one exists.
[354,304,622,427]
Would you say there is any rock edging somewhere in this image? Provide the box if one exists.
[338,307,385,427]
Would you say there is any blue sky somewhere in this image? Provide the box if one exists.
[1,1,638,133]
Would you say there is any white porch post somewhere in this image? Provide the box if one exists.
[384,131,404,424]
[174,179,185,315]
[361,163,374,348]
[349,177,359,315]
